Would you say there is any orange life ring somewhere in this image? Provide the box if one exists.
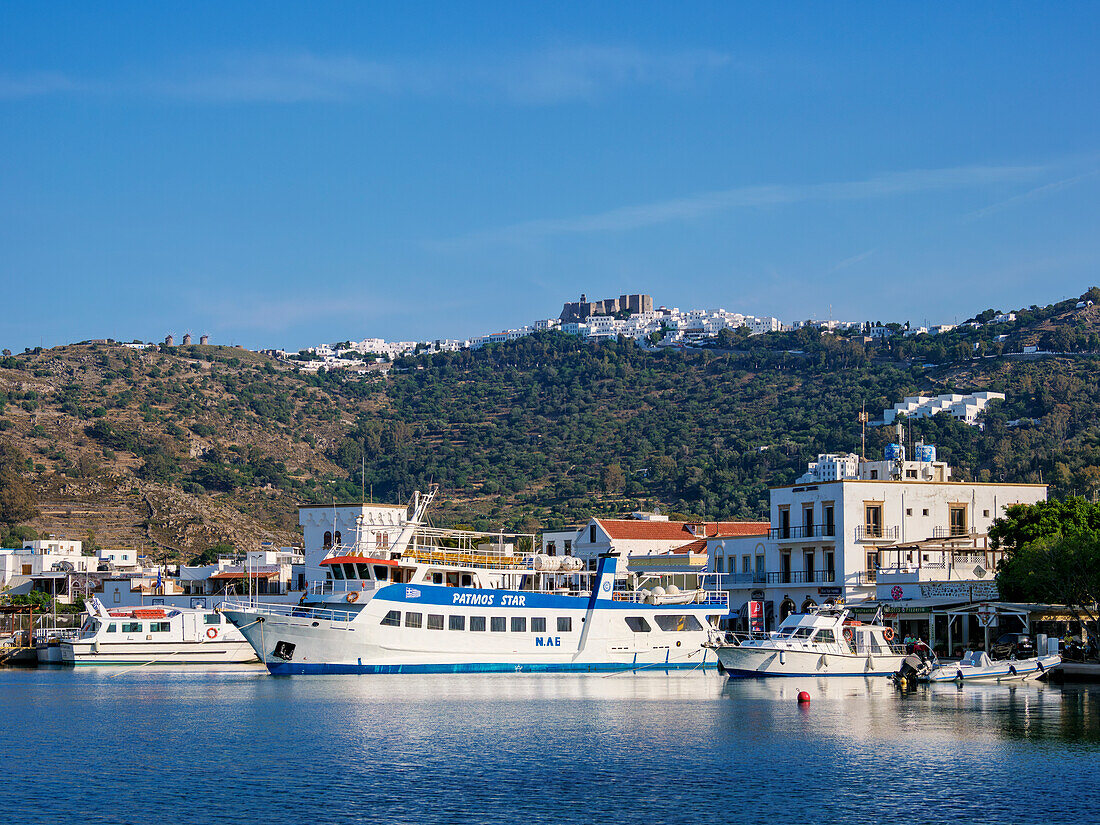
[206,627,218,639]
[346,592,359,603]
[843,627,854,643]
[883,627,894,641]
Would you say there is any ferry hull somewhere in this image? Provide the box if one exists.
[717,645,904,678]
[223,608,716,675]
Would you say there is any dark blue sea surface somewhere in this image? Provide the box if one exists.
[1,667,1097,825]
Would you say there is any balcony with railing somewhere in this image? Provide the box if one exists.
[853,525,900,542]
[765,570,837,585]
[720,572,768,586]
[931,526,980,538]
[769,524,837,541]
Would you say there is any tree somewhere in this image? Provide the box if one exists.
[993,498,1100,645]
[0,441,37,525]
[601,462,625,494]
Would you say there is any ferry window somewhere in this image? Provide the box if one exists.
[470,616,486,632]
[324,531,332,549]
[106,623,116,633]
[557,617,572,633]
[204,614,220,625]
[511,617,526,632]
[490,617,506,632]
[374,566,390,581]
[449,615,465,631]
[446,573,460,588]
[150,622,171,633]
[792,627,814,639]
[815,629,836,644]
[431,572,443,584]
[342,563,356,579]
[427,614,444,630]
[356,562,371,579]
[334,531,341,546]
[122,622,142,633]
[531,617,547,633]
[405,612,423,628]
[380,610,401,627]
[331,565,345,580]
[922,509,929,516]
[654,615,702,632]
[461,574,473,587]
[625,617,651,632]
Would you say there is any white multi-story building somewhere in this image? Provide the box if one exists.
[796,453,861,483]
[708,448,1046,644]
[883,392,1005,426]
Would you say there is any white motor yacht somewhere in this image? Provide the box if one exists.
[709,607,906,678]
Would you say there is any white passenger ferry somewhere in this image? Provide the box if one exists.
[222,489,728,674]
[62,598,257,665]
[709,607,906,678]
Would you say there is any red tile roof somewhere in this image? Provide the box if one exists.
[595,519,768,542]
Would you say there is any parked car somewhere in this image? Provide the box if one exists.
[990,632,1036,661]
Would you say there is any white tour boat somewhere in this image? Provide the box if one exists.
[709,607,906,678]
[61,598,257,665]
[222,488,728,674]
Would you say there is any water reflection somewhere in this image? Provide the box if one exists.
[0,669,1097,825]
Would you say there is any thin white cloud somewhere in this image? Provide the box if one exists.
[0,71,91,98]
[0,46,731,104]
[962,169,1100,221]
[453,164,1046,245]
[828,249,876,274]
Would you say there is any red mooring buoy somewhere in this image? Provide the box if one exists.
[797,690,811,704]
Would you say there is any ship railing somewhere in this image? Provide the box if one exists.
[402,548,538,571]
[220,600,357,624]
[610,589,729,607]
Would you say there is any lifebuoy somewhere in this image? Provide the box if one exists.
[843,627,854,643]
[206,627,218,639]
[346,592,359,603]
[883,628,895,641]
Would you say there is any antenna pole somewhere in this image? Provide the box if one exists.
[858,402,869,460]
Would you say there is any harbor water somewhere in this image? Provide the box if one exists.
[2,668,1098,825]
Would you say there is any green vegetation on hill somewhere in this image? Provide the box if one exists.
[0,290,1099,555]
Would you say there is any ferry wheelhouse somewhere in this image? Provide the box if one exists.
[62,598,257,665]
[709,606,906,678]
[222,488,729,674]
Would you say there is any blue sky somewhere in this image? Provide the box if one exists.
[2,2,1098,350]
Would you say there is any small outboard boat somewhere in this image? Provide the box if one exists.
[894,648,1061,684]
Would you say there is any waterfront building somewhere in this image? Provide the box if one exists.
[567,512,768,565]
[708,448,1046,639]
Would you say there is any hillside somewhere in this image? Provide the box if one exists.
[2,289,1100,559]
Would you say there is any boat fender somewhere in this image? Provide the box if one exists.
[1008,665,1017,676]
[1037,661,1045,672]
[206,627,218,640]
[883,628,894,641]
[346,592,359,604]
[955,670,964,681]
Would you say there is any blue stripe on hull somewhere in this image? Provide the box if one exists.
[266,661,717,675]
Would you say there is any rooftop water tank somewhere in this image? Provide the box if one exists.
[916,444,937,463]
[885,443,905,462]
